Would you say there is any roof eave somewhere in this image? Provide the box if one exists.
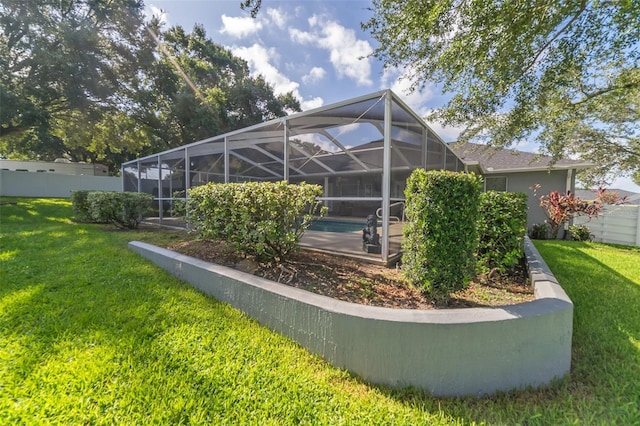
[477,163,594,174]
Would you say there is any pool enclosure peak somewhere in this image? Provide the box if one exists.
[122,89,466,262]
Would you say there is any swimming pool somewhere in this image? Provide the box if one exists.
[308,219,363,233]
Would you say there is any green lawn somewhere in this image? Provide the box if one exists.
[1,197,638,425]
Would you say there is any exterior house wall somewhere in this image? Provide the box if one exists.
[485,169,573,232]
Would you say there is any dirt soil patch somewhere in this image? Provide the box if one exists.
[166,239,534,310]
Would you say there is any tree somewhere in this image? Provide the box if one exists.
[1,2,299,174]
[364,1,640,185]
[135,23,300,154]
[240,0,262,18]
[0,0,155,169]
[532,184,626,239]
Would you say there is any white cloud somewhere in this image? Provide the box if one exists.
[231,44,325,113]
[423,120,465,142]
[266,8,287,28]
[302,67,326,85]
[232,44,299,96]
[379,66,466,141]
[301,96,324,111]
[144,4,169,25]
[290,28,315,44]
[380,67,435,115]
[609,175,640,192]
[220,14,263,38]
[290,15,373,87]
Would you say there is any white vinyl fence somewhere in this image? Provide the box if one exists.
[0,170,121,198]
[574,205,640,246]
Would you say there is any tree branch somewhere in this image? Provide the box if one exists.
[572,80,640,107]
[518,0,587,79]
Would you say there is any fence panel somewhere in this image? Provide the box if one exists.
[574,205,640,246]
[0,170,121,198]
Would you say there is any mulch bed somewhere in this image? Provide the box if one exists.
[166,239,534,310]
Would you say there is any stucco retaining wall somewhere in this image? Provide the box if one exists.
[128,237,572,397]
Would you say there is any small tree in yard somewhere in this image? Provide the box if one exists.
[533,184,626,239]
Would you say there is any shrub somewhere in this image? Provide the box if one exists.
[70,190,94,222]
[529,223,549,240]
[569,224,593,241]
[531,184,625,239]
[402,169,482,301]
[86,191,153,229]
[185,181,327,265]
[477,191,528,274]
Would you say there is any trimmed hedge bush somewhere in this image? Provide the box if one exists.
[477,191,528,274]
[82,191,153,229]
[402,170,482,300]
[185,181,326,264]
[70,190,94,223]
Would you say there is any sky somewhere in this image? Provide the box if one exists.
[144,0,640,193]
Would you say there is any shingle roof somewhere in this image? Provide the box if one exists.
[448,142,593,173]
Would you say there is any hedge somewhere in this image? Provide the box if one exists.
[477,191,528,273]
[402,170,482,300]
[185,181,326,264]
[71,190,153,229]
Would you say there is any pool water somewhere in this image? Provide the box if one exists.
[308,219,363,233]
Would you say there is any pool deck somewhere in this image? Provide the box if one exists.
[142,216,403,267]
[299,224,403,266]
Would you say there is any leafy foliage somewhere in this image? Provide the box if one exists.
[364,1,640,184]
[529,223,550,240]
[568,224,593,242]
[0,0,155,169]
[2,199,639,424]
[85,191,153,229]
[477,191,528,274]
[70,190,97,223]
[537,190,600,239]
[0,3,299,174]
[185,181,326,264]
[533,184,626,239]
[136,24,300,156]
[402,170,482,300]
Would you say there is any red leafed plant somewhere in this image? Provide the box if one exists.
[531,184,627,239]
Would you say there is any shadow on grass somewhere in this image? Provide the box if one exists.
[2,200,638,424]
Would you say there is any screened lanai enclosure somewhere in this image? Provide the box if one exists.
[122,90,466,263]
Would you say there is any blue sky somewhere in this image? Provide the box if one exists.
[144,1,460,138]
[144,0,640,192]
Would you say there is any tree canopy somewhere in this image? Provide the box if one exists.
[364,0,640,185]
[133,22,299,160]
[0,0,153,165]
[0,1,298,174]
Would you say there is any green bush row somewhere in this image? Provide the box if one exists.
[402,170,483,300]
[477,190,528,274]
[184,181,327,265]
[71,190,153,229]
[402,170,528,300]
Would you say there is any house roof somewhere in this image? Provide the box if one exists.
[448,142,593,174]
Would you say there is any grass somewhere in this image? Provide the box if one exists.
[1,197,639,424]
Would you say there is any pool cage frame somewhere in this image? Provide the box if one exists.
[122,90,466,263]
